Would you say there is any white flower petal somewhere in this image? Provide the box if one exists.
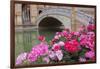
[55,50,63,61]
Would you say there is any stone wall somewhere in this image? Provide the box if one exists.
[15,4,95,31]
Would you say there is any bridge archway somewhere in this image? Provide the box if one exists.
[38,17,64,30]
[36,8,72,30]
[38,16,65,37]
[36,15,71,30]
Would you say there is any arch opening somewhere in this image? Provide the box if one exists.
[38,17,65,40]
[38,17,64,31]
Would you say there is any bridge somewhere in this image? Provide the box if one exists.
[35,8,94,31]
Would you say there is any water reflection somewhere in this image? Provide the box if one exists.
[15,28,63,59]
[38,27,63,42]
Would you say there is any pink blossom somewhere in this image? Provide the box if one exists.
[58,34,61,38]
[38,35,45,41]
[55,50,63,61]
[79,57,86,62]
[80,38,87,46]
[48,50,56,60]
[87,32,95,41]
[43,57,50,63]
[16,52,27,65]
[74,32,80,36]
[58,41,65,46]
[80,34,87,46]
[80,34,87,40]
[51,39,56,45]
[54,35,59,39]
[28,42,49,62]
[62,30,68,37]
[85,51,95,59]
[52,44,60,51]
[66,33,72,39]
[65,39,79,53]
[87,23,95,31]
[86,41,94,49]
[71,31,75,35]
[56,32,61,35]
[32,42,49,56]
[79,25,86,32]
[27,51,38,62]
[48,50,63,61]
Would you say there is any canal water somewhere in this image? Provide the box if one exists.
[15,28,63,60]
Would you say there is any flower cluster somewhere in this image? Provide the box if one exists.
[16,42,49,65]
[16,23,95,65]
[27,42,49,62]
[48,23,95,63]
[16,52,27,65]
[64,39,79,53]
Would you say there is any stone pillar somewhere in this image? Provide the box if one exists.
[30,5,38,25]
[15,4,22,26]
[71,7,77,31]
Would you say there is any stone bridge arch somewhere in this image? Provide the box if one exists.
[35,8,94,31]
[36,8,72,30]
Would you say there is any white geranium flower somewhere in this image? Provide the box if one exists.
[55,50,63,61]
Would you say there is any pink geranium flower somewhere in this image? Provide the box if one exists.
[79,34,87,46]
[52,44,60,51]
[48,50,56,60]
[62,30,68,37]
[27,51,38,62]
[85,51,95,59]
[28,42,49,62]
[38,35,45,41]
[79,25,86,32]
[74,32,80,36]
[87,23,95,31]
[58,41,65,46]
[16,52,27,65]
[54,35,59,40]
[65,39,79,53]
[48,50,63,61]
[87,32,95,41]
[55,50,63,61]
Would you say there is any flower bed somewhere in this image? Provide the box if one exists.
[16,23,95,66]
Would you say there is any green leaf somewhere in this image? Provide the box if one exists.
[78,37,80,42]
[59,37,66,42]
[79,48,87,57]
